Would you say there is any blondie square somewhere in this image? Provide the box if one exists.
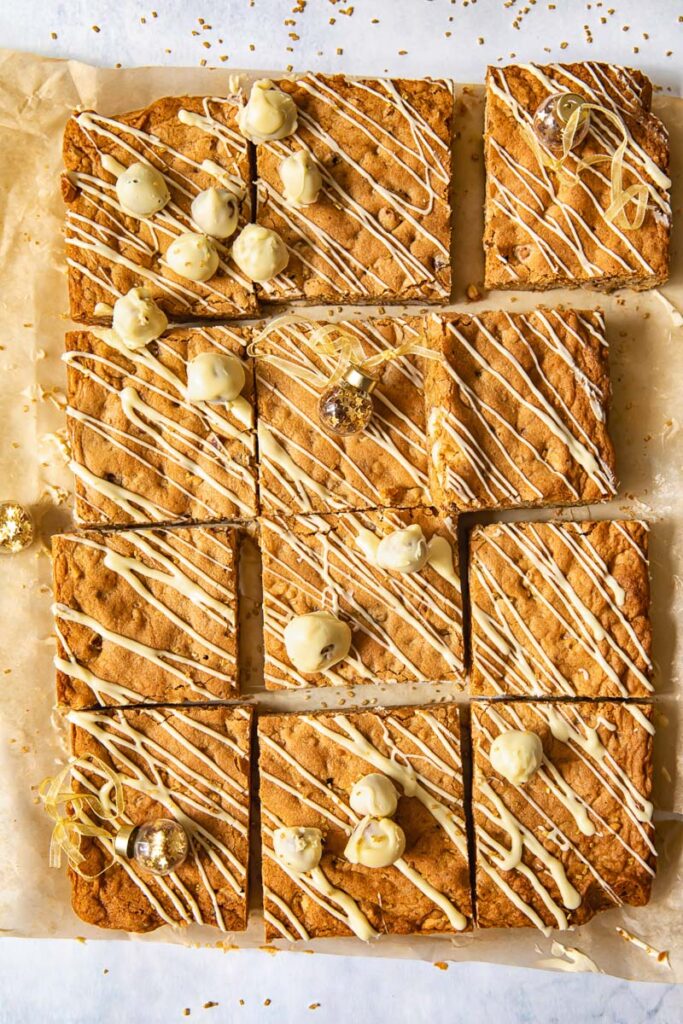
[472,700,655,931]
[255,317,431,514]
[68,704,252,933]
[484,62,670,291]
[259,705,471,941]
[63,96,257,321]
[53,525,240,708]
[66,324,257,526]
[254,73,452,304]
[425,308,617,511]
[469,519,653,700]
[260,508,463,689]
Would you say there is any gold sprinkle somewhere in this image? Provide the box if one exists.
[91,25,100,33]
[336,47,343,55]
[202,41,211,48]
[50,31,58,39]
[203,1003,219,1010]
[434,961,449,971]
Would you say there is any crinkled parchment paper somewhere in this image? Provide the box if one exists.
[0,49,681,981]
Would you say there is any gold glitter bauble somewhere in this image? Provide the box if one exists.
[318,365,377,436]
[0,502,34,553]
[116,818,189,875]
[532,92,590,154]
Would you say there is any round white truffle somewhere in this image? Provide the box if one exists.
[116,161,170,217]
[112,287,168,350]
[283,610,352,674]
[349,774,399,819]
[489,729,544,785]
[273,826,323,874]
[344,817,406,869]
[191,187,239,239]
[376,524,429,574]
[186,352,246,403]
[279,150,322,206]
[166,232,219,282]
[231,224,289,282]
[238,79,298,143]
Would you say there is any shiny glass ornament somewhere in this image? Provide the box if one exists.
[318,364,378,436]
[114,818,189,875]
[0,501,34,553]
[532,92,590,154]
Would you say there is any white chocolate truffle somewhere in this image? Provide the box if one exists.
[112,287,168,350]
[273,826,323,874]
[186,352,246,403]
[489,729,544,785]
[283,610,352,674]
[116,161,170,217]
[279,150,322,206]
[166,232,219,282]
[349,774,399,818]
[231,224,289,282]
[238,79,298,143]
[191,187,239,239]
[376,525,429,574]
[344,817,406,869]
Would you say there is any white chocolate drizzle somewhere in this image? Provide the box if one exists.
[261,511,463,689]
[54,527,238,706]
[65,325,256,525]
[485,63,670,287]
[474,701,655,934]
[470,521,654,720]
[255,318,430,514]
[261,709,470,940]
[428,310,616,510]
[67,705,251,931]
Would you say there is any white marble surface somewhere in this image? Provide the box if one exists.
[0,1,682,1020]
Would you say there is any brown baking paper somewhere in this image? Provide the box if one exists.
[0,49,681,981]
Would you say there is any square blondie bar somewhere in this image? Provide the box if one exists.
[484,62,670,291]
[472,700,655,930]
[260,508,463,689]
[255,317,431,514]
[66,324,257,526]
[425,308,617,511]
[53,526,240,708]
[254,73,452,304]
[259,705,471,941]
[68,704,252,933]
[469,520,653,700]
[63,96,257,321]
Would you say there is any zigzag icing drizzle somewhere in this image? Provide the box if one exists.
[65,325,256,524]
[65,99,254,316]
[428,310,616,509]
[251,74,451,301]
[471,522,654,730]
[68,705,251,930]
[261,512,463,689]
[474,701,655,934]
[256,318,429,513]
[486,63,670,283]
[261,709,469,941]
[54,528,238,705]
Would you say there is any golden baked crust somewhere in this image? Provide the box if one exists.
[425,308,617,511]
[260,508,464,689]
[259,705,472,941]
[63,96,257,321]
[68,705,252,933]
[469,519,653,699]
[53,526,240,708]
[255,73,452,305]
[255,316,431,514]
[66,324,257,526]
[472,700,655,930]
[484,62,670,291]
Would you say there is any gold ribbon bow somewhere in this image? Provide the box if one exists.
[529,98,669,232]
[247,314,440,390]
[39,754,125,879]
